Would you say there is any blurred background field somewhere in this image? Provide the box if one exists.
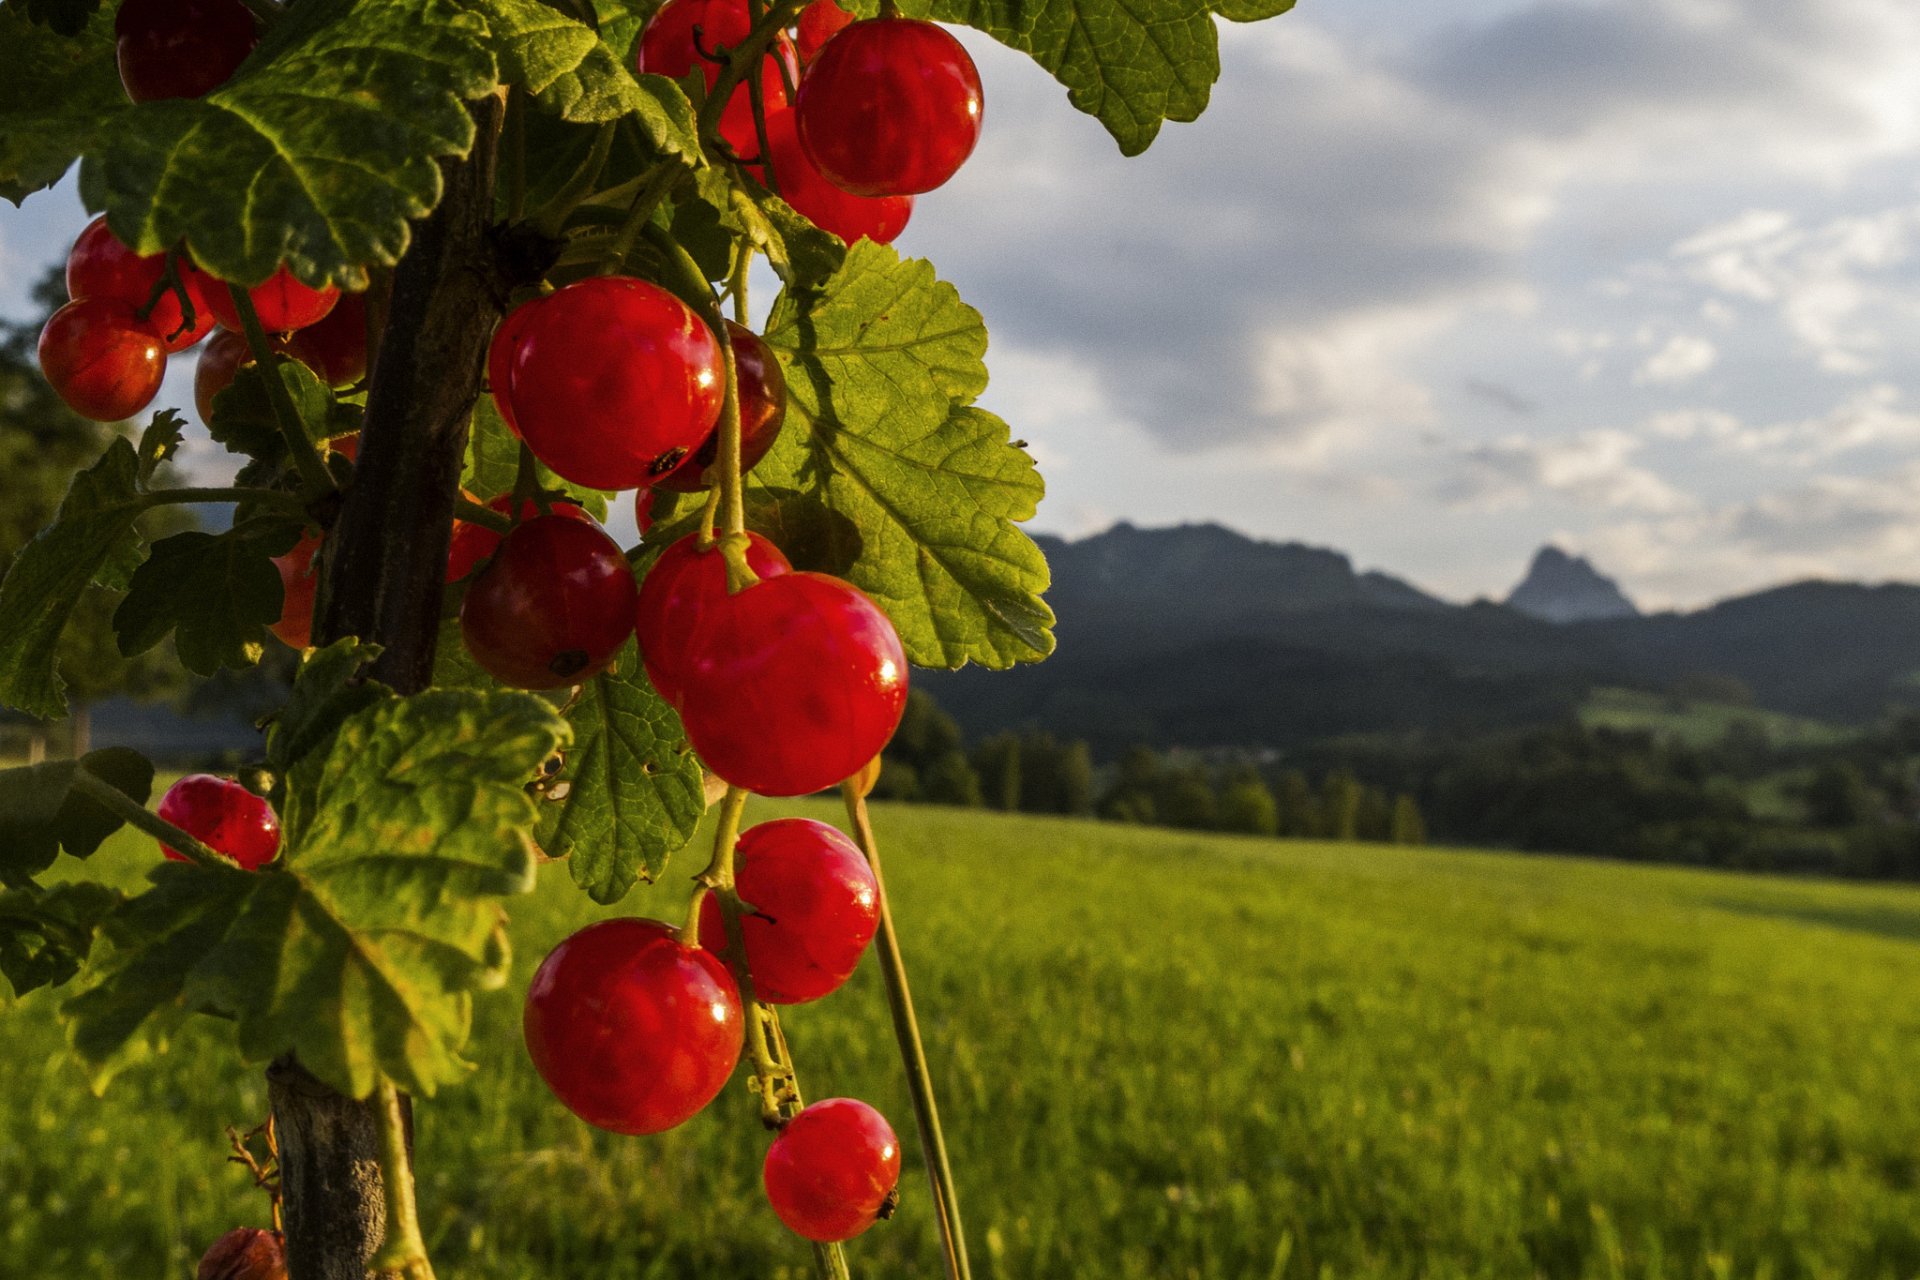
[6,798,1920,1279]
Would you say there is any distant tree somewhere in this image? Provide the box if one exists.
[0,267,188,755]
[1669,673,1755,707]
[1390,794,1427,845]
[871,757,920,802]
[1218,767,1278,836]
[1055,738,1095,816]
[890,689,965,766]
[1355,785,1393,841]
[1098,746,1161,823]
[1321,770,1363,841]
[1275,769,1319,837]
[1806,762,1875,828]
[972,733,1022,811]
[1155,763,1217,830]
[919,752,983,808]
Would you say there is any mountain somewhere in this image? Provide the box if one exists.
[1507,546,1639,623]
[922,524,1920,756]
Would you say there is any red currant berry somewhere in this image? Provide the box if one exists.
[39,298,167,422]
[115,0,259,103]
[758,108,912,245]
[193,327,256,423]
[205,264,340,334]
[677,572,907,796]
[796,17,982,197]
[492,278,724,491]
[269,530,322,650]
[657,321,787,492]
[524,918,743,1134]
[634,531,791,705]
[486,297,540,437]
[460,513,638,689]
[196,1227,287,1280]
[795,0,854,65]
[157,774,281,870]
[280,291,368,387]
[634,489,656,534]
[697,818,878,1003]
[444,495,591,583]
[67,217,215,353]
[763,1098,901,1242]
[638,0,798,160]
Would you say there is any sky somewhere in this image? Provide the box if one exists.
[10,0,1920,610]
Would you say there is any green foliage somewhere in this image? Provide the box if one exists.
[0,4,123,203]
[462,0,699,138]
[66,689,568,1097]
[112,526,303,676]
[0,747,152,889]
[0,880,121,996]
[14,0,102,36]
[463,397,611,519]
[534,641,705,904]
[81,0,497,290]
[208,358,359,470]
[759,243,1052,669]
[1218,772,1278,836]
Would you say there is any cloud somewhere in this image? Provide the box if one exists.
[1436,428,1693,515]
[1634,334,1718,385]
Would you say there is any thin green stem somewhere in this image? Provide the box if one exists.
[368,1082,435,1280]
[729,238,752,327]
[509,442,546,517]
[606,162,684,274]
[531,121,618,238]
[743,0,780,193]
[226,285,337,499]
[138,251,202,348]
[69,769,229,871]
[453,496,514,534]
[681,784,750,947]
[144,486,310,517]
[695,0,808,149]
[842,784,975,1280]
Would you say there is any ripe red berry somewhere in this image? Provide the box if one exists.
[280,291,368,387]
[697,818,878,1003]
[524,918,743,1135]
[677,572,907,796]
[460,513,638,689]
[444,495,591,583]
[157,774,281,870]
[39,297,167,422]
[67,216,215,353]
[115,0,259,103]
[489,279,724,491]
[763,1098,901,1242]
[205,264,340,334]
[196,1227,287,1280]
[193,327,255,423]
[634,531,792,705]
[758,107,912,245]
[795,0,855,64]
[634,489,656,534]
[796,17,983,197]
[657,321,787,492]
[638,0,799,160]
[269,530,322,650]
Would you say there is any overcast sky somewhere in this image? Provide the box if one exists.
[10,0,1920,609]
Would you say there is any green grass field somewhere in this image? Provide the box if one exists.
[7,802,1920,1279]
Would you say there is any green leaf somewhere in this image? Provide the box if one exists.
[463,396,612,519]
[591,0,667,61]
[535,641,704,904]
[16,0,103,37]
[113,525,303,676]
[0,881,123,997]
[80,0,497,291]
[0,440,150,717]
[67,688,570,1098]
[682,168,847,295]
[909,0,1218,156]
[0,748,154,889]
[135,409,188,488]
[207,359,357,466]
[264,637,389,776]
[1212,0,1294,20]
[0,4,125,203]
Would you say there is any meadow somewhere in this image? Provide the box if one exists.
[6,801,1920,1279]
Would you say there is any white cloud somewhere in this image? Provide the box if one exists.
[1634,334,1718,385]
[1437,428,1693,515]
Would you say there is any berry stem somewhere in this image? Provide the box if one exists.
[138,250,200,345]
[452,496,515,534]
[696,0,807,148]
[607,162,685,274]
[368,1080,436,1280]
[841,782,976,1280]
[68,767,230,872]
[531,122,618,239]
[144,486,312,518]
[744,0,780,192]
[509,441,549,517]
[225,284,339,499]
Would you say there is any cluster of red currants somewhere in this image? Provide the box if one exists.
[639,0,985,245]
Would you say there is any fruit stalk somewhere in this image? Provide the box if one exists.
[368,1082,436,1280]
[841,783,975,1280]
[67,766,228,871]
[225,285,338,500]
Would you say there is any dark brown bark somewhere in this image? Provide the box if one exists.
[271,95,506,1280]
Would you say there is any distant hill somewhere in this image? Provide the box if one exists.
[924,524,1920,755]
[1507,546,1639,623]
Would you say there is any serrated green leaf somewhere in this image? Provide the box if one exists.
[0,4,125,203]
[1212,0,1294,20]
[0,440,151,717]
[0,881,123,997]
[463,396,612,519]
[135,409,188,488]
[113,526,302,675]
[265,637,389,775]
[67,688,569,1098]
[80,0,496,291]
[592,0,666,60]
[0,748,154,889]
[535,641,704,903]
[463,0,697,144]
[208,358,359,467]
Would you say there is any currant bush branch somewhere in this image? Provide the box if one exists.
[224,285,339,499]
[695,0,809,150]
[68,768,233,872]
[453,495,515,534]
